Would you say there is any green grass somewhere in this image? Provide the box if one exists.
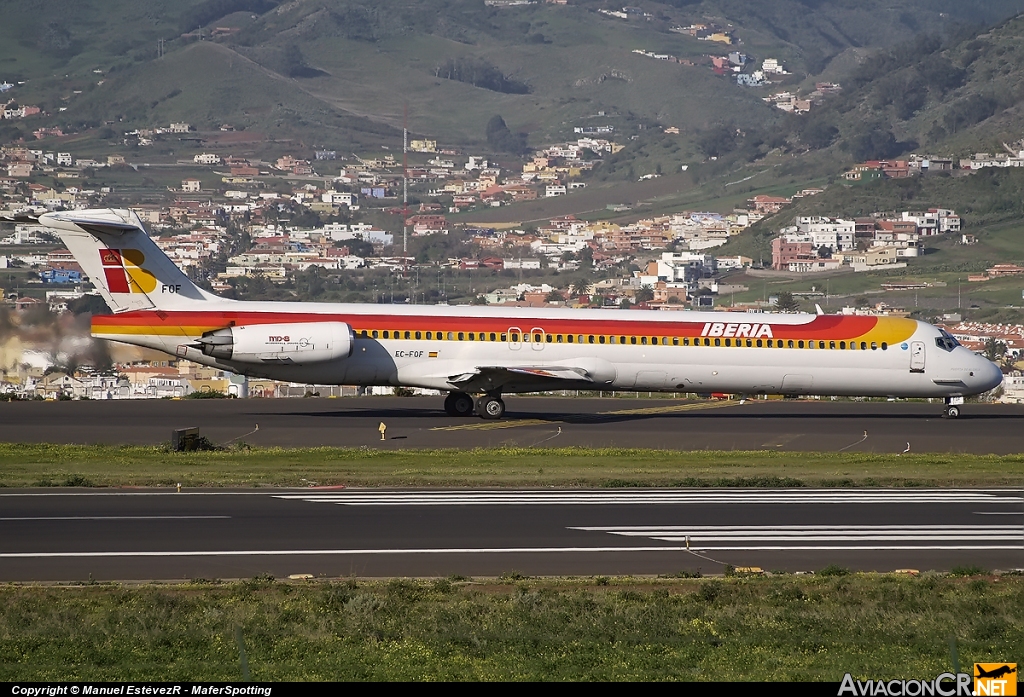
[1,573,1021,680]
[3,444,1024,488]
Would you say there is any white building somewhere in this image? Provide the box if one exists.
[901,209,960,234]
[322,191,356,206]
[321,223,393,246]
[193,153,221,165]
[503,258,542,270]
[794,216,855,252]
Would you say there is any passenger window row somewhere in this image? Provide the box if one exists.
[356,329,888,350]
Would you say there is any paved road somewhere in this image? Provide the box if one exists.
[1,488,1020,581]
[0,397,1023,453]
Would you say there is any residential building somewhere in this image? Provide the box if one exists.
[771,237,815,270]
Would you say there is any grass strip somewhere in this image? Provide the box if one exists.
[1,573,1021,681]
[2,444,1024,488]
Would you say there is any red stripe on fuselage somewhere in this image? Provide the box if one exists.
[91,310,882,340]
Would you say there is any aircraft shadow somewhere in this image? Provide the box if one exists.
[270,406,1009,425]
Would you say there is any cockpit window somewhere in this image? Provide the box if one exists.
[935,330,959,352]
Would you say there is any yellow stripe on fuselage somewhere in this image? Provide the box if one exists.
[93,326,216,338]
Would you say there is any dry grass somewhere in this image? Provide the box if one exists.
[1,444,1024,488]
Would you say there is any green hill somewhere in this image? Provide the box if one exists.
[6,0,1024,230]
[4,0,1024,159]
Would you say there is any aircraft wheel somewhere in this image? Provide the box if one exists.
[476,396,505,420]
[445,392,474,417]
[943,405,960,419]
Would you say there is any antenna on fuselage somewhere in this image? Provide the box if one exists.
[814,304,824,315]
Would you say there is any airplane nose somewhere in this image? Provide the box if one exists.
[973,356,1004,393]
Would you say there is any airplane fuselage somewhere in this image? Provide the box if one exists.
[91,301,1003,399]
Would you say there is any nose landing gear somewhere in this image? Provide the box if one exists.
[942,396,964,419]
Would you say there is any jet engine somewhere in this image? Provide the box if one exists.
[196,322,354,364]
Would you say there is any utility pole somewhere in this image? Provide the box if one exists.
[402,103,408,262]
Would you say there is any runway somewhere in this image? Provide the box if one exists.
[1,396,1023,453]
[1,487,1021,581]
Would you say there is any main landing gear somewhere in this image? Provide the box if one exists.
[942,396,963,419]
[443,391,475,417]
[444,391,505,419]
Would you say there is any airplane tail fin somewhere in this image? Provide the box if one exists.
[36,208,224,313]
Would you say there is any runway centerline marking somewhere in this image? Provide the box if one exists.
[0,546,745,559]
[430,400,740,431]
[3,542,1021,559]
[0,492,276,497]
[274,490,1023,506]
[0,516,230,521]
[570,524,1024,550]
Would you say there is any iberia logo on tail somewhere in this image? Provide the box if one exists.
[99,248,158,294]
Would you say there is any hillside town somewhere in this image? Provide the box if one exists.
[1,117,1023,400]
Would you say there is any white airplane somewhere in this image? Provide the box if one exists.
[21,208,1003,419]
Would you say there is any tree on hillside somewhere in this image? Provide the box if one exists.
[841,123,914,161]
[801,118,839,149]
[578,246,594,270]
[485,115,529,155]
[775,291,800,313]
[697,125,737,158]
[635,285,655,303]
[282,44,326,78]
[984,337,1006,364]
[569,279,592,298]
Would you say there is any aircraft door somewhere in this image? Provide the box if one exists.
[530,327,545,352]
[508,326,522,351]
[910,341,925,373]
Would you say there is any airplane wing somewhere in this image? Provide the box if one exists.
[0,213,42,224]
[446,365,601,393]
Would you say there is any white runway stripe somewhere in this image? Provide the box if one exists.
[0,516,229,521]
[275,490,1022,506]
[1,544,1020,559]
[570,524,1023,549]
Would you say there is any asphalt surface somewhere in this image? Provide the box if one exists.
[1,488,1021,581]
[3,397,1021,581]
[1,396,1023,453]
